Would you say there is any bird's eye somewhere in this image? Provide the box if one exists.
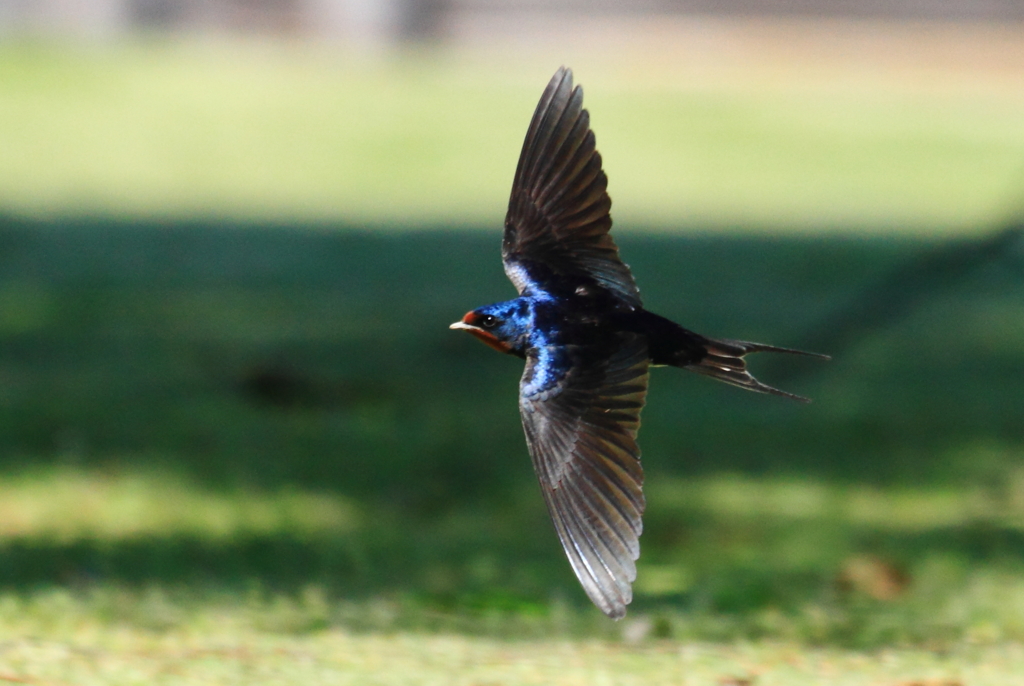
[479,315,498,328]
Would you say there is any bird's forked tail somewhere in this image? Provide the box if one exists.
[685,337,830,403]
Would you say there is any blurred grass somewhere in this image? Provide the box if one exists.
[1,34,1023,672]
[0,218,1019,493]
[0,467,360,541]
[2,598,1016,686]
[0,40,1023,230]
[0,217,1019,651]
[8,466,1024,648]
[0,468,999,543]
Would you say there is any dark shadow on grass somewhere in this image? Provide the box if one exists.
[0,530,568,609]
[0,213,1020,499]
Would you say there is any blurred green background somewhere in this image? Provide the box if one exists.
[1,19,1023,655]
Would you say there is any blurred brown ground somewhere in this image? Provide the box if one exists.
[446,15,1024,91]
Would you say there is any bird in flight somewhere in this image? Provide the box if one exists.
[450,67,827,619]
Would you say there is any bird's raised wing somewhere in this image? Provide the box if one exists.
[503,67,642,309]
[519,335,649,618]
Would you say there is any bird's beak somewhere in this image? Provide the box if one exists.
[449,321,475,331]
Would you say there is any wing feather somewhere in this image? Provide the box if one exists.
[519,335,649,618]
[503,67,642,308]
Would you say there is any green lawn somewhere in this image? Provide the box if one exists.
[0,221,1020,659]
[1,37,1023,682]
[0,40,1022,231]
[3,465,1024,684]
[2,607,1018,685]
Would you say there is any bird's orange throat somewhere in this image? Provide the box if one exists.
[467,328,513,354]
[450,312,515,354]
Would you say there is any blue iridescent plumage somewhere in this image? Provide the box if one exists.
[451,67,827,619]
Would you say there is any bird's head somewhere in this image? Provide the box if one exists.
[449,299,531,356]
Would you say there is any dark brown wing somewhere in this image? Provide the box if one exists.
[519,335,649,618]
[503,67,642,309]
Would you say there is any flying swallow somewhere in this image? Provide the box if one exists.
[450,67,828,619]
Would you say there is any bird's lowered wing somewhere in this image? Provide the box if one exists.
[519,334,649,618]
[503,67,642,309]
